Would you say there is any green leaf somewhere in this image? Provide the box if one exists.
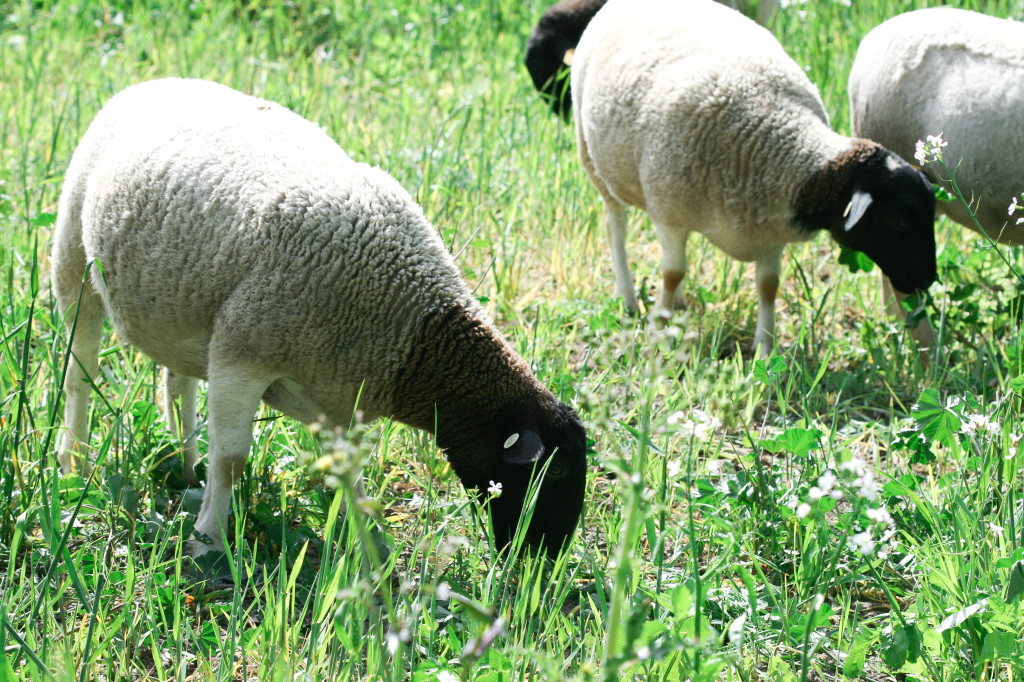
[911,388,962,446]
[838,245,875,274]
[29,211,56,227]
[752,355,787,385]
[1005,560,1024,602]
[905,622,923,663]
[981,631,1015,661]
[880,622,908,668]
[758,428,822,456]
[671,583,692,618]
[842,628,873,678]
[1009,375,1024,395]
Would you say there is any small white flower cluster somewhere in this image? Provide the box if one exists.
[914,132,948,164]
[1009,196,1024,225]
[667,408,722,440]
[487,480,503,497]
[839,457,882,502]
[786,457,899,559]
[962,413,999,439]
[808,471,843,502]
[788,470,844,518]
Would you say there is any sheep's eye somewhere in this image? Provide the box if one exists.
[546,462,568,480]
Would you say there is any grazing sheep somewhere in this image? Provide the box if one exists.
[572,0,937,355]
[525,0,780,119]
[849,7,1024,342]
[52,78,587,557]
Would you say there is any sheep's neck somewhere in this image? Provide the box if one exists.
[390,304,537,444]
[792,138,881,233]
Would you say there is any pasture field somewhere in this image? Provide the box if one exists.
[2,0,1024,679]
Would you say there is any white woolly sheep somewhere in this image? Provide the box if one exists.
[52,78,587,557]
[849,7,1024,341]
[571,0,937,354]
[525,0,780,119]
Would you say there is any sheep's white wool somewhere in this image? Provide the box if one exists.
[850,7,1024,245]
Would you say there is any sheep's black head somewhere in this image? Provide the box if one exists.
[446,396,587,557]
[524,0,608,120]
[809,144,937,294]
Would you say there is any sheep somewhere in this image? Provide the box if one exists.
[571,0,938,355]
[849,7,1024,343]
[52,78,587,557]
[524,0,780,119]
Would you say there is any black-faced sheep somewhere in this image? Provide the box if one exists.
[572,0,937,355]
[52,78,587,557]
[849,7,1024,343]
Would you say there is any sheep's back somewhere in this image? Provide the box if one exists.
[71,79,473,417]
[849,8,1024,239]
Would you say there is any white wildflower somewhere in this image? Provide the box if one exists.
[854,469,881,502]
[667,459,682,478]
[851,531,876,556]
[914,132,947,164]
[796,502,812,519]
[839,457,866,476]
[1009,197,1018,216]
[817,471,837,493]
[669,408,722,440]
[436,671,458,682]
[386,627,410,655]
[962,414,998,438]
[487,480,503,497]
[865,506,893,528]
[988,522,1004,537]
[636,646,652,661]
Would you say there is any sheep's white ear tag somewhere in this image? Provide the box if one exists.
[844,189,873,231]
[502,429,545,465]
[562,48,575,66]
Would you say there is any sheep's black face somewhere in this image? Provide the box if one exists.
[830,151,937,294]
[524,0,609,120]
[450,398,588,557]
[524,28,575,119]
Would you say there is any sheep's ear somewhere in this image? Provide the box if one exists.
[501,429,545,465]
[844,188,873,231]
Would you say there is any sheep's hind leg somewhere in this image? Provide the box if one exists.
[603,199,639,311]
[56,266,106,477]
[189,365,270,556]
[753,254,781,357]
[164,369,200,485]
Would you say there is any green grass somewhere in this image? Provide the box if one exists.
[2,0,1024,679]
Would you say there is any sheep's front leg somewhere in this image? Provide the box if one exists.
[164,369,200,485]
[753,253,781,357]
[655,224,690,314]
[189,368,269,556]
[603,199,639,311]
